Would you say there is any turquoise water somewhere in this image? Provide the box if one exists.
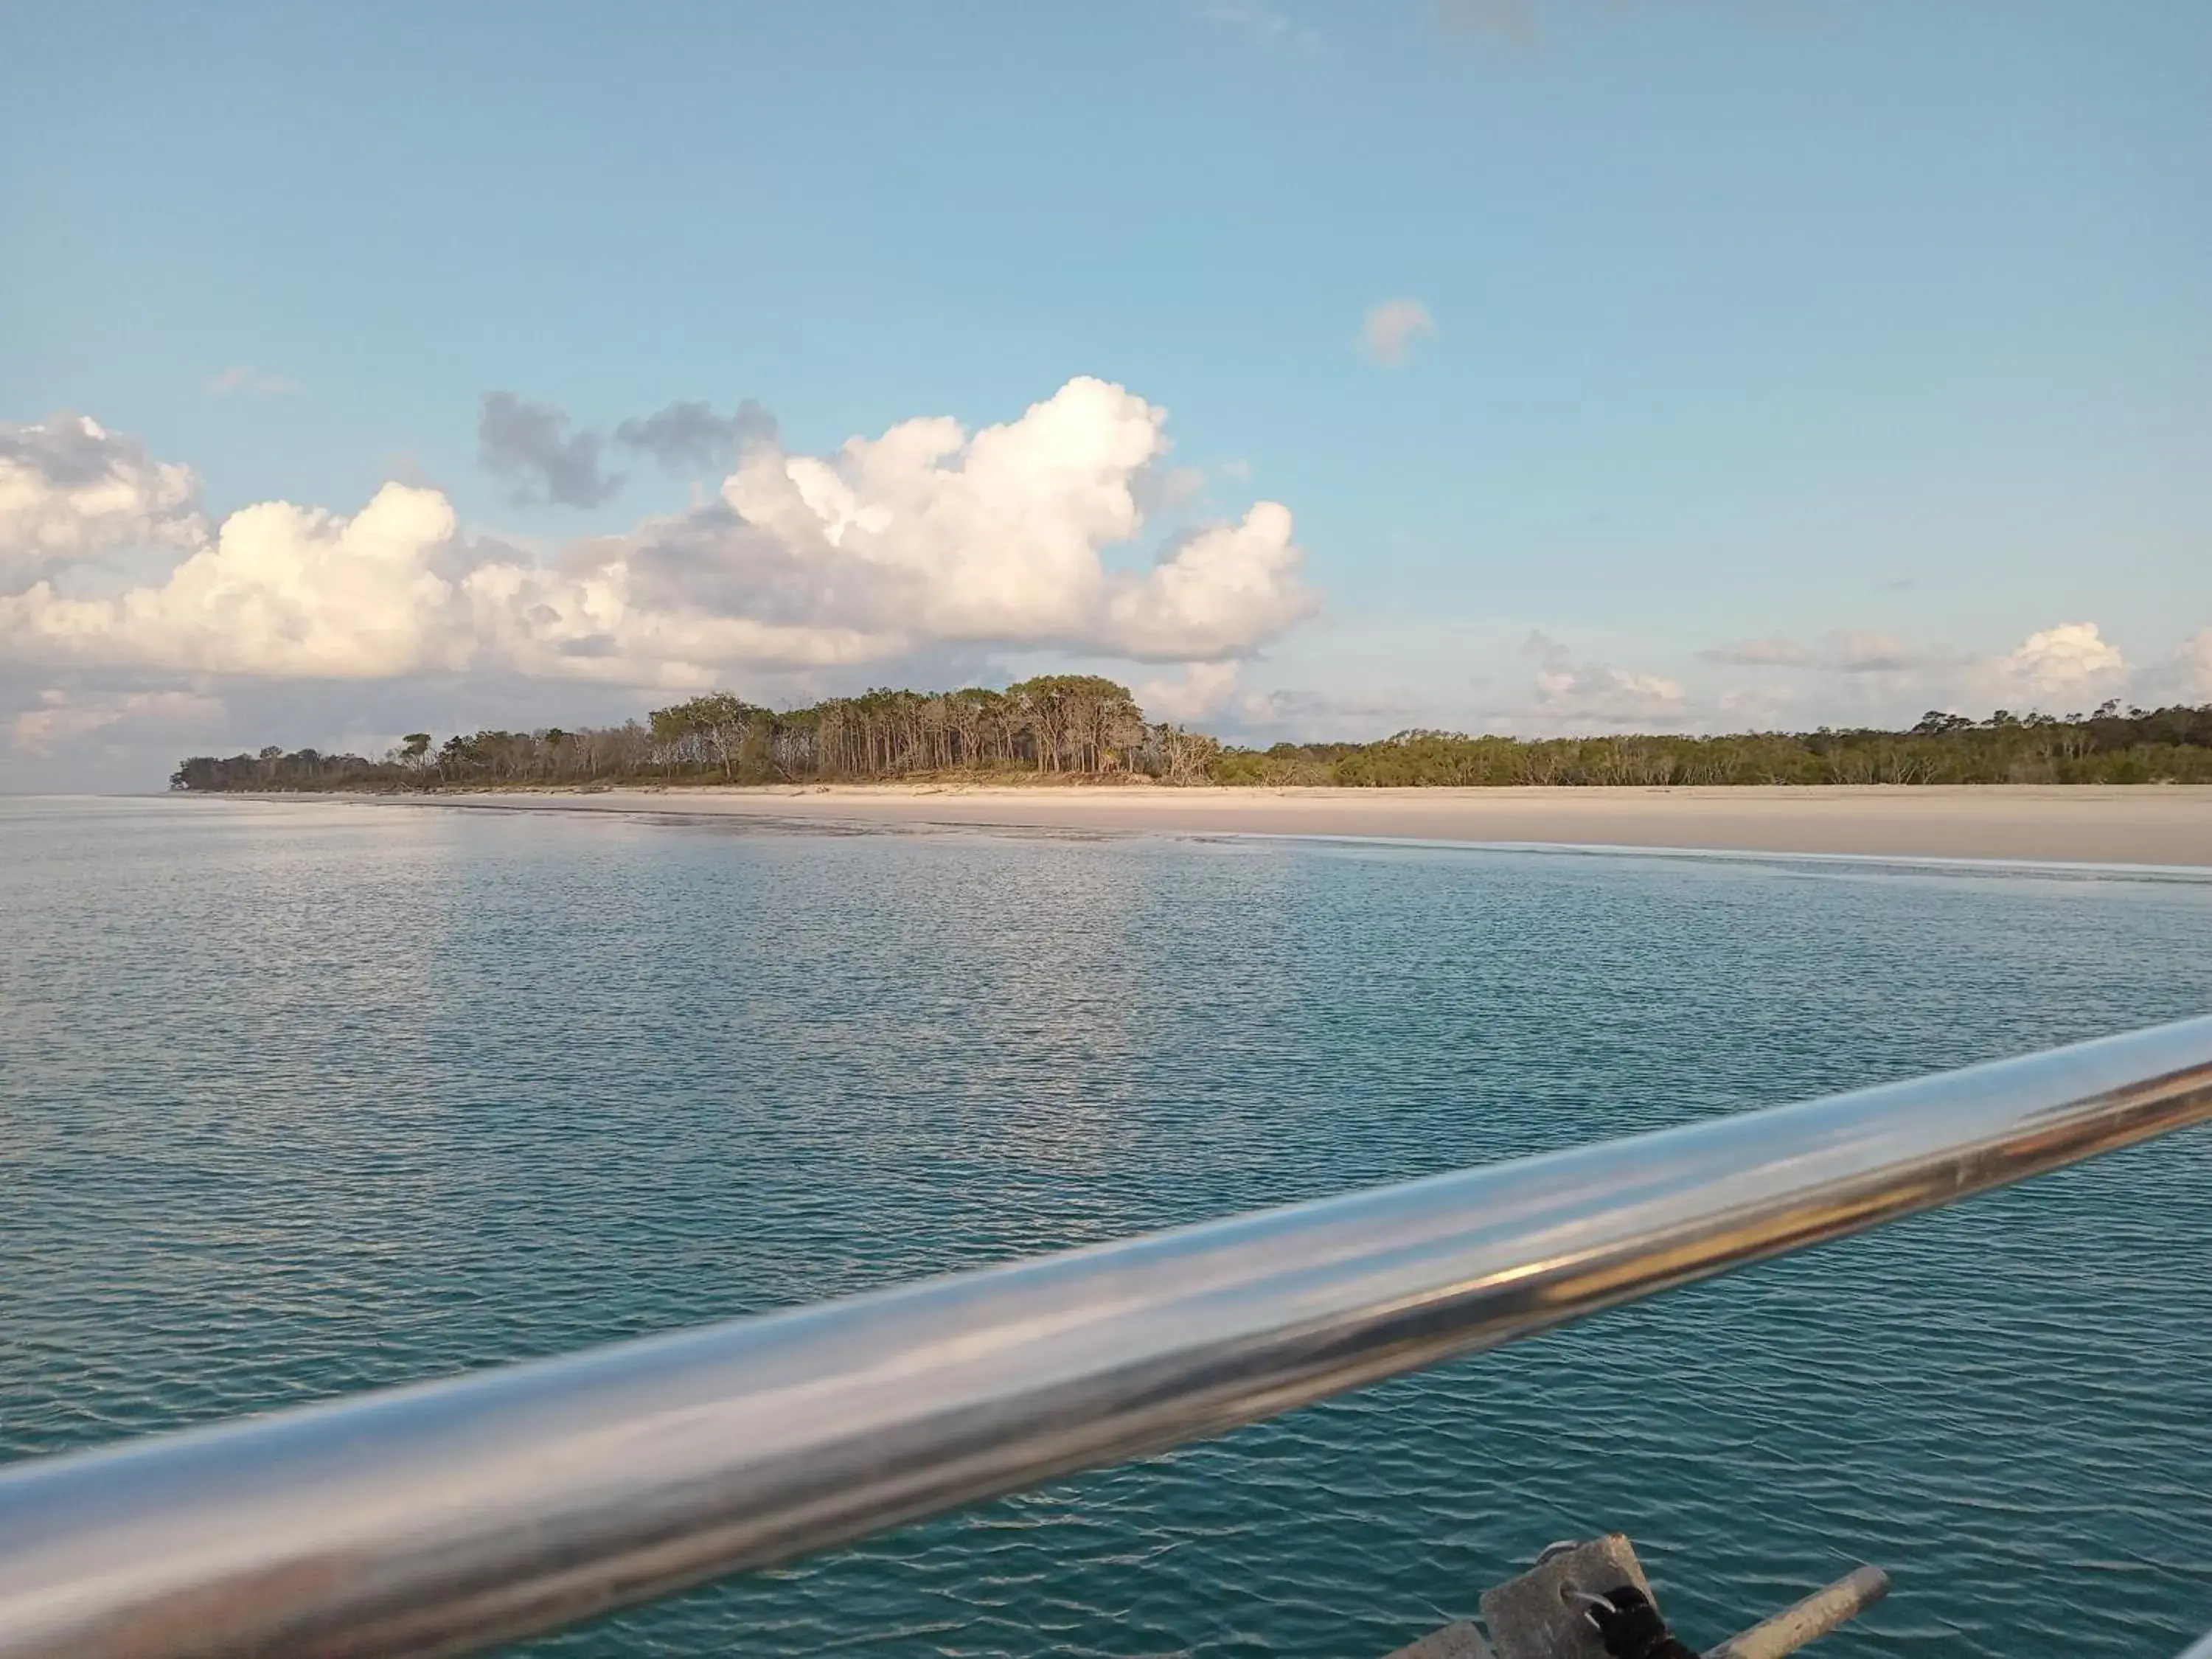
[3,795,2210,1659]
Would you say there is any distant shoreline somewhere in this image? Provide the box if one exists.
[249,782,2212,868]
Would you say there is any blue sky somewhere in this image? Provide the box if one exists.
[2,0,2207,784]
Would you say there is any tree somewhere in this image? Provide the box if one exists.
[173,695,2212,794]
[1910,711,1971,737]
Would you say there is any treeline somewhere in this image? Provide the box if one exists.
[170,676,1224,793]
[1215,703,2212,786]
[173,696,2212,794]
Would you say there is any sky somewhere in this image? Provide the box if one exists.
[2,0,2208,788]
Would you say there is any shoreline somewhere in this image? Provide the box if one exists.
[274,782,2212,868]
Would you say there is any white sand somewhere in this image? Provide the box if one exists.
[361,784,2212,868]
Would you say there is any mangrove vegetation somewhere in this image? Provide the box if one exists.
[172,692,2212,792]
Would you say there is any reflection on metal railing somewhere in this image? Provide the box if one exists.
[2,1016,2210,1659]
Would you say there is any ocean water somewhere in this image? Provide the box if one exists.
[3,794,2210,1659]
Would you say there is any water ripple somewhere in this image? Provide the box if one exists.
[1,796,2208,1659]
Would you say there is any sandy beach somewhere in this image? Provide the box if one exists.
[363,784,2212,868]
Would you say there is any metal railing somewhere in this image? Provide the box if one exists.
[3,1015,2211,1659]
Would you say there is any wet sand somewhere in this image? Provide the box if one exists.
[373,785,2212,868]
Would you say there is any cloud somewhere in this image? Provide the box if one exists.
[1823,630,1948,673]
[614,399,778,474]
[1231,683,1418,739]
[1703,619,2178,720]
[204,366,300,398]
[1102,503,1318,659]
[3,483,467,678]
[1517,630,1688,727]
[1701,630,1956,673]
[1360,299,1436,367]
[1143,660,1414,739]
[477,392,625,509]
[1994,620,2126,701]
[9,687,225,757]
[1131,462,1209,521]
[573,375,1316,669]
[1717,683,1799,727]
[1700,635,1812,668]
[1533,664,1687,724]
[2177,628,2212,700]
[0,378,1321,698]
[1138,660,1244,725]
[0,414,205,582]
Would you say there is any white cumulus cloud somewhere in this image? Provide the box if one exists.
[1102,503,1316,659]
[1995,621,2126,701]
[0,378,1321,697]
[0,415,204,581]
[4,484,467,678]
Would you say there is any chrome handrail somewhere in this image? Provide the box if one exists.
[3,1016,2210,1659]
